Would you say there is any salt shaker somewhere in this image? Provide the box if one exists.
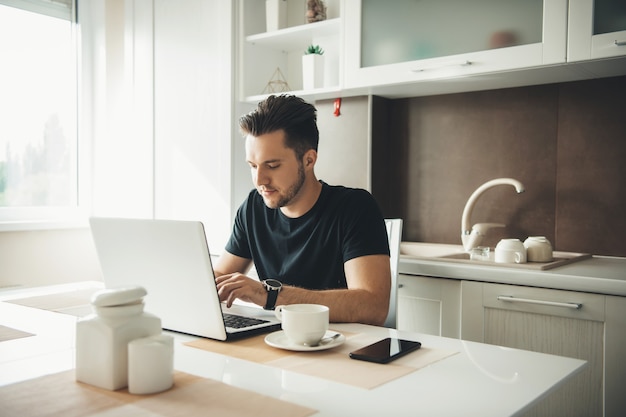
[128,334,174,394]
[75,286,162,390]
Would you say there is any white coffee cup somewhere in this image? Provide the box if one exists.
[274,304,329,346]
[524,236,553,262]
[495,238,527,264]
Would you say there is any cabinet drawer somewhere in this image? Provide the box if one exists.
[482,283,605,322]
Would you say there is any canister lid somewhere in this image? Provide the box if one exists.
[91,286,147,307]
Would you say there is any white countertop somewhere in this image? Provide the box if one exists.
[400,253,626,297]
[0,283,585,417]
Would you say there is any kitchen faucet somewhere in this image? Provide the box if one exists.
[461,178,525,252]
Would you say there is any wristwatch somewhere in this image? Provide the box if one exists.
[262,279,282,310]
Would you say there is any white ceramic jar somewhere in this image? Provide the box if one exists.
[75,286,162,390]
[524,236,553,262]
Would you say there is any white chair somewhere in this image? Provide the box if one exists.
[384,218,403,328]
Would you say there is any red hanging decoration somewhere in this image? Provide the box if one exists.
[333,98,341,117]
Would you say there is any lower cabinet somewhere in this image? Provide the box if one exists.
[397,274,626,417]
[461,281,626,417]
[397,274,461,338]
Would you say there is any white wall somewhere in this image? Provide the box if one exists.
[315,96,371,190]
[82,0,234,253]
[152,0,234,252]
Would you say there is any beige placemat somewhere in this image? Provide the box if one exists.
[0,370,316,417]
[6,288,97,317]
[0,325,35,342]
[185,332,458,390]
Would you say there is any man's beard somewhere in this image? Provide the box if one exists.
[262,163,306,209]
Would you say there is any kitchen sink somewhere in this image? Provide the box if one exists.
[439,253,471,260]
[399,242,465,258]
[400,241,592,271]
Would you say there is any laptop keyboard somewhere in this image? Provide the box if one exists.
[223,313,270,329]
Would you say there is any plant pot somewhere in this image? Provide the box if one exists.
[302,54,325,90]
[266,0,287,32]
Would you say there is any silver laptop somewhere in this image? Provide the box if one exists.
[89,217,281,340]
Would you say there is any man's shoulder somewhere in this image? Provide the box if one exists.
[323,182,372,198]
[322,182,377,205]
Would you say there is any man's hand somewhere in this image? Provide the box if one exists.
[213,251,391,325]
[215,273,266,308]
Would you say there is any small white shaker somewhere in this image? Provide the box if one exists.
[128,334,174,394]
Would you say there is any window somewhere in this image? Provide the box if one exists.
[0,0,79,229]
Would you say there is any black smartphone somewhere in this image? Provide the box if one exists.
[349,338,422,364]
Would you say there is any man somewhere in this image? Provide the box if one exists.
[214,95,391,326]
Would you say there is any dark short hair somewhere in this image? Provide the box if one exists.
[239,94,319,160]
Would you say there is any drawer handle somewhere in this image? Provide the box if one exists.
[411,60,473,72]
[615,40,626,46]
[497,295,582,310]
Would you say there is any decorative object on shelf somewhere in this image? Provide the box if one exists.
[263,67,291,94]
[489,31,518,49]
[302,45,325,90]
[306,0,326,23]
[266,0,287,32]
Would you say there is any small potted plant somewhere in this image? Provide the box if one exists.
[302,44,325,90]
[305,45,324,56]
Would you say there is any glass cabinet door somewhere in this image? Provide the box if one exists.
[343,0,567,89]
[360,0,543,68]
[568,0,626,61]
[594,0,626,35]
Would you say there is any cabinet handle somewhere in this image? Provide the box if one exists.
[411,60,473,73]
[615,40,626,47]
[497,295,582,310]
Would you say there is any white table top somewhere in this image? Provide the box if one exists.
[0,283,586,417]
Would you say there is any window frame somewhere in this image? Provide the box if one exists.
[0,0,88,231]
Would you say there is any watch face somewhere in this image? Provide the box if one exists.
[265,279,281,290]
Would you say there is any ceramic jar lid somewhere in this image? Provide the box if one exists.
[91,286,147,307]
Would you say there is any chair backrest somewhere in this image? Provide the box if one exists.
[383,218,403,328]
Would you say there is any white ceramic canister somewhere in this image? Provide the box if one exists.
[75,286,162,390]
[524,236,553,262]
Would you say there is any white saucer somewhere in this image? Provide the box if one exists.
[265,330,345,352]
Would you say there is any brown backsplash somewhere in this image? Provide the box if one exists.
[372,75,626,257]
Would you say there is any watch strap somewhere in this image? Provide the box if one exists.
[263,279,282,310]
[264,287,279,310]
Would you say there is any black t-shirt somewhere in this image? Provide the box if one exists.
[225,181,390,290]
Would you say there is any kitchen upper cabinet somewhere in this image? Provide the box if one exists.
[343,0,567,89]
[237,0,626,101]
[568,0,626,61]
[397,274,461,338]
[237,0,343,102]
[461,281,626,417]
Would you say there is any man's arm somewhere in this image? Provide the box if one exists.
[216,253,391,326]
[213,251,253,278]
